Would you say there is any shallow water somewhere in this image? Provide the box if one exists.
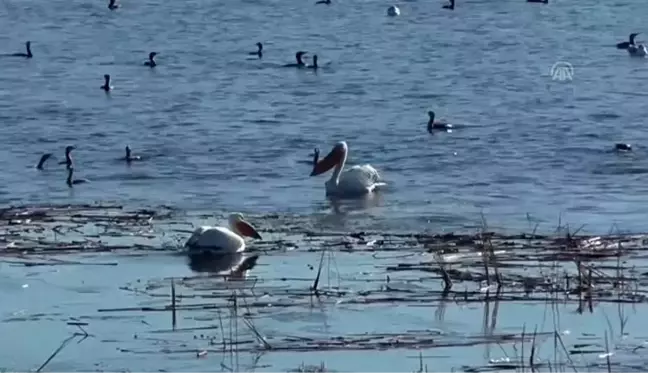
[1,237,645,372]
[1,209,647,371]
[2,0,648,233]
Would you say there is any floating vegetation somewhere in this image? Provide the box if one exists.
[2,204,648,371]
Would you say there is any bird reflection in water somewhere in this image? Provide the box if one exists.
[327,192,383,215]
[186,251,260,280]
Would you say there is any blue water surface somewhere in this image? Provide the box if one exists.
[2,0,648,234]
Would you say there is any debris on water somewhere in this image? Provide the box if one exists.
[4,203,648,371]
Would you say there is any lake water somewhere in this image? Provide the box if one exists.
[2,1,648,369]
[2,0,648,234]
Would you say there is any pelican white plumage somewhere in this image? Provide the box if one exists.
[310,141,385,197]
[628,44,648,57]
[185,213,262,253]
[387,5,400,16]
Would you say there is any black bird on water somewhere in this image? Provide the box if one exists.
[527,0,548,3]
[66,168,90,187]
[307,55,319,70]
[101,74,112,92]
[124,145,142,163]
[11,41,32,58]
[144,52,158,67]
[249,42,263,58]
[615,143,632,152]
[617,33,640,49]
[442,0,454,9]
[284,51,308,68]
[316,0,332,5]
[108,0,120,10]
[58,146,75,169]
[36,153,53,170]
[427,111,453,133]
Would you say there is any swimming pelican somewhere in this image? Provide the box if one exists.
[628,43,648,57]
[185,213,262,253]
[387,5,400,16]
[310,141,385,197]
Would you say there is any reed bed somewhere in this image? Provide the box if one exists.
[2,204,648,371]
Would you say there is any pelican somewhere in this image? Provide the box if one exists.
[310,141,385,197]
[185,213,262,253]
[628,43,648,57]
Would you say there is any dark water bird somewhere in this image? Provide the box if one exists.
[284,51,307,68]
[124,145,142,162]
[144,52,157,67]
[36,153,53,170]
[11,41,33,58]
[101,74,112,91]
[427,111,453,133]
[442,0,454,9]
[316,0,331,5]
[108,0,120,9]
[307,55,319,70]
[312,148,320,166]
[66,168,89,187]
[617,33,640,49]
[58,146,75,169]
[527,0,548,3]
[249,42,263,58]
[628,43,648,57]
[615,143,632,152]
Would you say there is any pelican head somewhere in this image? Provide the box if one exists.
[228,213,262,239]
[310,141,347,176]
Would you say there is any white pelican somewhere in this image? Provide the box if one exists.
[310,141,385,197]
[387,5,400,16]
[628,44,648,57]
[185,213,262,253]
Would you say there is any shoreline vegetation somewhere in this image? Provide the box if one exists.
[1,203,646,372]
